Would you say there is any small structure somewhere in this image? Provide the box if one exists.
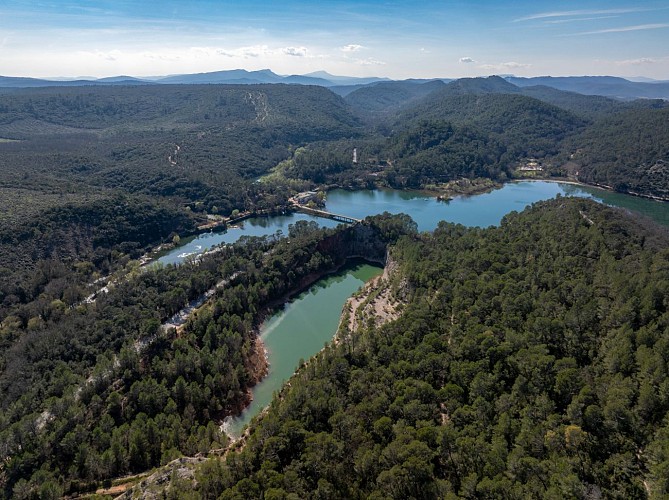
[518,159,543,171]
[353,148,358,164]
[293,191,319,205]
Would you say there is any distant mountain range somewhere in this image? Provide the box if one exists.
[0,69,391,89]
[0,69,668,100]
[505,76,669,100]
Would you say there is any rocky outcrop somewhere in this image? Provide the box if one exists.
[336,251,407,340]
[315,222,388,267]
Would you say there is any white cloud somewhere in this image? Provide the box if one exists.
[101,50,120,61]
[573,23,669,35]
[514,8,651,22]
[341,44,364,53]
[459,57,475,64]
[81,49,124,61]
[132,51,180,62]
[216,45,311,59]
[217,45,271,58]
[615,57,657,65]
[354,57,385,66]
[282,46,308,57]
[479,61,531,71]
[543,15,619,25]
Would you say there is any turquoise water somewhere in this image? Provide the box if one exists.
[158,212,341,266]
[324,181,669,231]
[224,263,382,438]
[218,180,669,438]
[160,182,669,265]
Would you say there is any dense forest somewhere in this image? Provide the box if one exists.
[0,218,407,497]
[0,84,360,208]
[186,198,669,499]
[567,107,669,198]
[282,77,669,196]
[0,84,361,321]
[2,77,669,498]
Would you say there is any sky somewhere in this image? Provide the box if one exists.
[1,0,668,80]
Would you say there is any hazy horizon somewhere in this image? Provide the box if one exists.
[3,69,668,84]
[1,0,668,80]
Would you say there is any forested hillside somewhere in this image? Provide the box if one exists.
[0,84,362,320]
[0,195,196,318]
[518,85,665,119]
[396,91,585,157]
[506,75,669,100]
[567,107,669,198]
[3,76,669,498]
[0,84,361,196]
[344,80,446,119]
[286,77,669,201]
[0,219,406,497]
[194,198,669,499]
[282,85,586,189]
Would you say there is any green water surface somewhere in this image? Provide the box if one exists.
[225,262,382,438]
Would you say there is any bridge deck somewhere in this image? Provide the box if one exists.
[293,205,361,224]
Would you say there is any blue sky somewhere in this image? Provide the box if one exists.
[1,0,668,79]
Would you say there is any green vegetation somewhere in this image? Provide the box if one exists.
[0,83,361,320]
[0,219,401,497]
[196,198,669,498]
[519,85,665,120]
[2,77,669,498]
[285,77,669,201]
[567,107,669,198]
[0,84,367,496]
[0,193,197,321]
[345,80,446,120]
[0,84,360,211]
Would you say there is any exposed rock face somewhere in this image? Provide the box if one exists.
[337,252,405,337]
[315,222,388,266]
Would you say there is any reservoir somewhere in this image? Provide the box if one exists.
[224,262,383,439]
[323,181,669,230]
[160,181,669,265]
[157,212,340,266]
[211,180,669,437]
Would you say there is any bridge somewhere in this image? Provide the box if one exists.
[293,205,361,224]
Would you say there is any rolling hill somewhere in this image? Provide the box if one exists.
[396,83,586,157]
[344,80,447,116]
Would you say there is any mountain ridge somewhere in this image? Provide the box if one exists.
[506,75,669,100]
[2,70,667,100]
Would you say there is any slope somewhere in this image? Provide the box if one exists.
[0,83,362,324]
[396,84,586,161]
[566,106,669,198]
[205,198,669,499]
[519,85,650,119]
[344,80,447,117]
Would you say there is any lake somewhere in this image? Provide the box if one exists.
[223,262,383,438]
[160,181,669,265]
[324,181,669,230]
[157,212,340,266]
[215,180,669,438]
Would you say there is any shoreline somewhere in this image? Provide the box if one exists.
[220,256,385,441]
[148,176,668,270]
[509,177,669,203]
